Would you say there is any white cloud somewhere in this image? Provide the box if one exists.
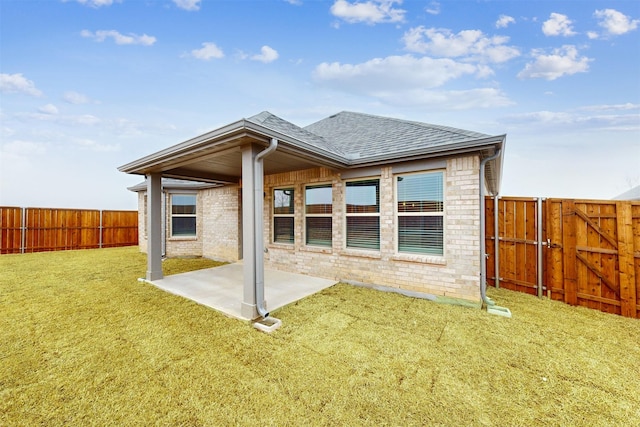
[578,103,640,112]
[542,13,576,36]
[587,31,599,39]
[189,42,225,60]
[594,9,639,36]
[251,46,279,63]
[502,109,640,132]
[330,0,405,25]
[0,140,47,158]
[285,0,303,4]
[173,0,200,11]
[81,30,156,46]
[402,27,520,63]
[38,104,59,115]
[314,55,479,91]
[74,138,120,152]
[518,45,591,80]
[496,15,515,29]
[372,87,513,109]
[425,1,440,15]
[311,54,514,110]
[0,73,43,97]
[64,91,92,104]
[19,112,101,126]
[67,0,119,7]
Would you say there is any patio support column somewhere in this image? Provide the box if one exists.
[241,144,260,319]
[146,172,163,281]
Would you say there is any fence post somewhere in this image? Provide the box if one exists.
[537,197,543,298]
[562,200,578,305]
[99,210,103,249]
[21,208,26,254]
[616,201,636,318]
[494,195,500,288]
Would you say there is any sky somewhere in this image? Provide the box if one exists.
[1,0,639,210]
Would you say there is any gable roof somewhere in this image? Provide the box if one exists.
[119,111,506,193]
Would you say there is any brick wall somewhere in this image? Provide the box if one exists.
[262,155,482,303]
[136,154,483,303]
[202,185,242,261]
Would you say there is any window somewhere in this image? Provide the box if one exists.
[171,194,196,237]
[305,184,332,247]
[273,188,294,244]
[396,172,444,255]
[345,179,380,250]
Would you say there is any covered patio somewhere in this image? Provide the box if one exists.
[147,263,337,321]
[120,112,347,320]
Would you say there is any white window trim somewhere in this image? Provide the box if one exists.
[272,187,295,245]
[169,192,197,239]
[394,170,446,258]
[344,177,381,251]
[304,182,333,248]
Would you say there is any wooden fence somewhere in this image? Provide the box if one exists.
[486,197,640,319]
[0,207,138,254]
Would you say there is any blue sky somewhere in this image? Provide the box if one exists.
[1,0,639,209]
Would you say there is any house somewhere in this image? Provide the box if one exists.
[119,111,506,319]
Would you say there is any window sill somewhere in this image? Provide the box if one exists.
[168,236,198,241]
[301,245,332,254]
[392,253,446,265]
[339,249,381,259]
[269,243,295,251]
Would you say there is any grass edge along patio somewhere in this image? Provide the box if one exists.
[119,111,506,320]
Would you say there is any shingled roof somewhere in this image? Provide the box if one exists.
[120,110,505,194]
[244,110,499,164]
[304,111,493,161]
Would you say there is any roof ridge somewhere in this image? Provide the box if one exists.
[331,111,491,139]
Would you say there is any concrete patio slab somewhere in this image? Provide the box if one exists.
[148,263,337,321]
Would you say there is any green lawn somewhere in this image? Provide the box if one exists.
[1,247,639,426]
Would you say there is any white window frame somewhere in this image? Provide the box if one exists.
[304,183,333,248]
[344,178,380,251]
[394,170,445,256]
[169,193,197,238]
[273,187,295,244]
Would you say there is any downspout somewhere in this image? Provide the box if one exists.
[253,138,278,319]
[479,148,502,306]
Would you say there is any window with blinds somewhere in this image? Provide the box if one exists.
[305,184,332,247]
[346,179,380,250]
[273,188,294,244]
[171,194,196,237]
[396,172,444,255]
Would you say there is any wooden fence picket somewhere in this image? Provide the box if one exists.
[0,207,138,254]
[488,196,640,319]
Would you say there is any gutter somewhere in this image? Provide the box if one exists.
[479,148,501,306]
[478,148,512,318]
[253,138,278,320]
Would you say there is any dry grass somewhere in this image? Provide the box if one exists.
[1,247,639,426]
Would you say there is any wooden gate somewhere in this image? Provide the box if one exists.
[486,197,541,296]
[487,197,640,319]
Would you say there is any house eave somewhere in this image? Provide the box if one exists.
[344,134,505,168]
[118,119,349,176]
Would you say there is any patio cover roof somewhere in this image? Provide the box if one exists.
[118,111,506,194]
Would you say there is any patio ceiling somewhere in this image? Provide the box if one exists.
[118,120,348,184]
